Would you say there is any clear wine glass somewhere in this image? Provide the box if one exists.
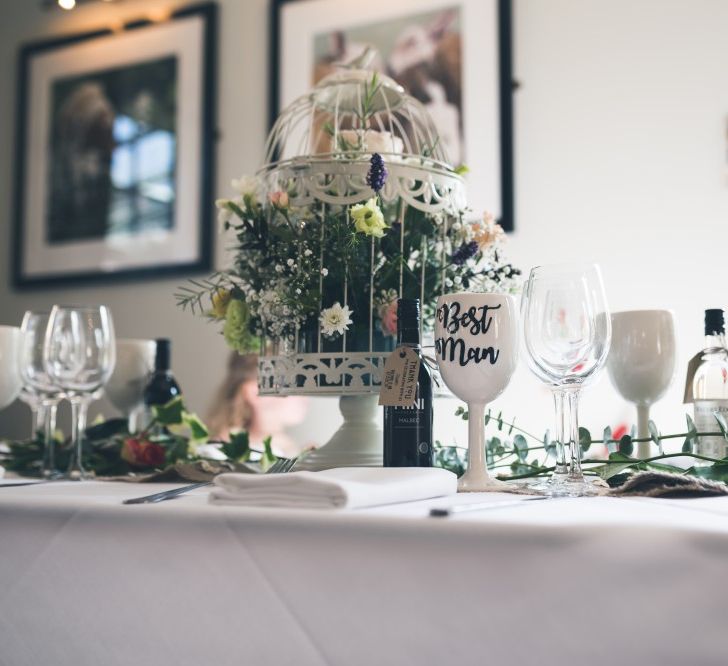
[44,305,116,480]
[19,311,62,478]
[521,264,611,496]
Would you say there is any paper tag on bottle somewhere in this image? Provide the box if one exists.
[378,346,421,407]
[683,352,703,403]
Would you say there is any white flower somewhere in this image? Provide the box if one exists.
[196,443,227,461]
[215,199,233,232]
[304,249,313,257]
[321,268,329,276]
[320,302,353,337]
[286,258,295,267]
[231,175,259,198]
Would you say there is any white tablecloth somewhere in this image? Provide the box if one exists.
[1,481,727,666]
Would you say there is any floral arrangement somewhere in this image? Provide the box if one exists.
[1,398,275,478]
[7,399,728,489]
[438,407,728,486]
[176,152,520,354]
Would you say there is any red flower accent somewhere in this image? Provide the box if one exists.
[571,363,585,372]
[121,438,166,468]
[612,423,629,441]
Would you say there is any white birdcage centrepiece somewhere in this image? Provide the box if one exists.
[179,49,520,470]
[256,52,467,402]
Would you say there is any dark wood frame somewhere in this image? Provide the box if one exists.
[269,0,515,231]
[11,2,218,289]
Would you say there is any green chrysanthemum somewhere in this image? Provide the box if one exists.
[223,299,258,353]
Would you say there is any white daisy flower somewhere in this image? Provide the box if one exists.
[231,175,259,198]
[320,302,353,337]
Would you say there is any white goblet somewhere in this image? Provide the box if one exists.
[435,293,519,492]
[607,310,676,458]
[0,326,22,410]
[105,339,156,433]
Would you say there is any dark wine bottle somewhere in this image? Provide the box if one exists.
[143,338,181,408]
[383,299,434,467]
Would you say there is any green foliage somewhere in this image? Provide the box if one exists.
[579,427,591,453]
[222,431,251,462]
[715,412,728,439]
[2,397,273,478]
[436,403,728,488]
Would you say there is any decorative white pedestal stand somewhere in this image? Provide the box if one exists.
[292,394,382,471]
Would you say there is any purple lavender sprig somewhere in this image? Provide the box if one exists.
[366,153,388,193]
[451,241,479,266]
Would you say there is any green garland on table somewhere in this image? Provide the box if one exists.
[5,396,728,487]
[1,397,276,478]
[437,407,728,487]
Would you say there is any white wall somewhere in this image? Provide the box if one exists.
[1,0,727,449]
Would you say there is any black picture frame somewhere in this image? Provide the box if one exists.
[12,2,218,289]
[269,0,515,232]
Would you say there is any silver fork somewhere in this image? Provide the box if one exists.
[122,457,297,505]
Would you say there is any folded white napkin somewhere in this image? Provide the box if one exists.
[209,467,457,509]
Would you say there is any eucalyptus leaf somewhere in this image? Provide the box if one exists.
[497,411,503,431]
[686,413,698,437]
[715,412,728,440]
[513,434,528,462]
[603,426,612,444]
[579,427,592,452]
[618,435,633,456]
[648,420,661,445]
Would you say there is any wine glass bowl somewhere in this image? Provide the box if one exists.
[435,293,519,492]
[0,325,23,410]
[607,310,676,457]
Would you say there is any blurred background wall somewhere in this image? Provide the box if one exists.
[0,0,726,449]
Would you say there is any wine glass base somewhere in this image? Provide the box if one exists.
[457,470,508,493]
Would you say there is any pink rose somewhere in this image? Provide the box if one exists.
[379,300,398,337]
[121,438,166,468]
[268,191,289,209]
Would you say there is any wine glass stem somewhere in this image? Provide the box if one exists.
[42,401,58,478]
[551,389,567,476]
[636,404,651,459]
[32,402,46,440]
[468,402,487,475]
[565,389,584,480]
[68,398,89,480]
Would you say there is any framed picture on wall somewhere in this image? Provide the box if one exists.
[12,3,217,288]
[270,0,514,230]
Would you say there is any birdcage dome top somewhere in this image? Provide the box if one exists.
[258,50,465,214]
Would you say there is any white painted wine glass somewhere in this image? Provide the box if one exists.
[105,339,156,433]
[607,310,676,458]
[0,326,22,410]
[434,293,519,492]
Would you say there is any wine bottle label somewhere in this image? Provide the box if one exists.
[693,400,728,458]
[378,346,421,407]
